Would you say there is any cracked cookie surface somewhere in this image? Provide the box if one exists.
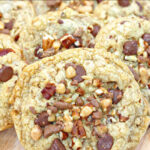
[0,34,26,131]
[18,8,102,63]
[11,48,149,150]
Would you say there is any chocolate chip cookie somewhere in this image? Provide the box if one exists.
[0,35,26,131]
[94,0,150,24]
[0,1,35,41]
[18,8,102,63]
[11,48,149,150]
[95,16,150,103]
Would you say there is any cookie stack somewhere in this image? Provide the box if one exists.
[0,0,150,150]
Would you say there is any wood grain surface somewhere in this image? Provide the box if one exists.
[0,127,150,150]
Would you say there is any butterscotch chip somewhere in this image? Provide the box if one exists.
[12,48,149,150]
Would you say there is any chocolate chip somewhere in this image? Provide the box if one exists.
[76,97,84,106]
[46,0,62,7]
[41,83,56,100]
[54,101,72,110]
[4,19,14,30]
[29,106,36,114]
[136,1,143,12]
[109,89,123,104]
[44,124,63,138]
[47,106,58,113]
[123,40,138,55]
[142,33,150,45]
[72,120,86,138]
[14,34,20,42]
[118,0,130,7]
[34,111,49,127]
[0,29,10,34]
[76,87,85,96]
[0,48,14,56]
[73,65,86,83]
[97,134,114,150]
[0,66,13,82]
[34,45,43,59]
[97,0,103,3]
[92,111,102,119]
[58,19,64,24]
[91,24,101,37]
[49,138,66,150]
[61,34,76,49]
[128,66,139,81]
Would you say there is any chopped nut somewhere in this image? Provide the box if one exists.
[0,21,4,30]
[52,40,61,51]
[95,87,108,95]
[139,67,149,85]
[76,87,85,96]
[72,120,86,137]
[63,121,73,133]
[118,114,129,122]
[93,79,101,87]
[60,34,76,48]
[42,35,54,51]
[80,106,93,118]
[72,110,80,120]
[65,66,76,79]
[76,97,84,106]
[64,97,72,103]
[48,114,56,122]
[44,124,62,138]
[72,138,82,150]
[31,125,42,141]
[94,125,108,137]
[92,111,102,119]
[101,99,112,112]
[56,83,66,94]
[60,132,68,140]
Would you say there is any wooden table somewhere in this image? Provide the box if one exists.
[0,127,150,150]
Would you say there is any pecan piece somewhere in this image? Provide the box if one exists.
[49,138,66,150]
[44,124,63,138]
[54,101,73,110]
[41,83,56,100]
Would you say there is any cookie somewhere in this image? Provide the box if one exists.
[0,35,26,131]
[32,0,98,15]
[11,48,149,150]
[18,8,102,63]
[95,16,150,103]
[94,0,150,24]
[0,1,35,41]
